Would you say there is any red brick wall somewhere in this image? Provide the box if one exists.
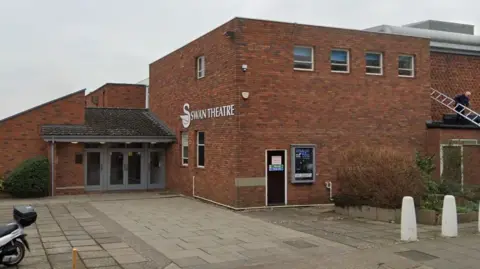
[86,83,146,109]
[151,18,431,207]
[0,90,85,177]
[235,18,431,205]
[150,19,238,206]
[426,128,480,186]
[430,52,480,120]
[54,143,85,195]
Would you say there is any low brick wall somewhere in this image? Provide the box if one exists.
[417,209,478,225]
[336,205,479,225]
[335,206,401,223]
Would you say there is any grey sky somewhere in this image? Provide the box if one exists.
[0,0,478,119]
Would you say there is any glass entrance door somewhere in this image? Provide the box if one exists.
[108,150,144,190]
[148,150,166,189]
[85,151,102,191]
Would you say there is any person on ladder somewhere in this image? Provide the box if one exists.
[454,91,471,123]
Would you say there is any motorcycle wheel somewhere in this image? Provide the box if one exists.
[2,240,25,267]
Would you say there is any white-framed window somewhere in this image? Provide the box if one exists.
[181,132,188,166]
[196,55,205,79]
[398,55,415,77]
[197,131,205,168]
[330,49,349,73]
[365,52,383,75]
[293,46,314,71]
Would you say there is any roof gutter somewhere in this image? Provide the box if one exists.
[41,135,176,143]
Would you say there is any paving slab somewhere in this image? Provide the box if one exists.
[82,257,118,267]
[90,197,354,268]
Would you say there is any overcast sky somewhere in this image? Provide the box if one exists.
[0,0,478,119]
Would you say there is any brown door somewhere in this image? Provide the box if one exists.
[267,150,286,206]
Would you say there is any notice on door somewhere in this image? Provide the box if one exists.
[269,164,284,172]
[271,156,282,165]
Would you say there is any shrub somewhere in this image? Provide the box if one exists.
[4,156,50,198]
[334,145,425,209]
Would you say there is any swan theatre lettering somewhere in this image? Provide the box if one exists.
[181,103,235,128]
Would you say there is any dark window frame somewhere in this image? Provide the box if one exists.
[197,131,205,168]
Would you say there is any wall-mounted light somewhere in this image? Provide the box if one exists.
[71,142,78,144]
[242,92,250,100]
[100,142,105,144]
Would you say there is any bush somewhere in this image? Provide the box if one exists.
[4,156,50,198]
[333,146,425,209]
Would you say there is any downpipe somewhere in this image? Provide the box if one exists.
[325,181,333,201]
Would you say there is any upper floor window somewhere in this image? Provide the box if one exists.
[197,131,205,168]
[293,46,314,71]
[181,132,188,166]
[398,55,415,77]
[330,49,349,73]
[196,56,205,79]
[365,52,383,75]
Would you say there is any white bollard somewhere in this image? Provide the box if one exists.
[400,196,418,241]
[441,195,458,237]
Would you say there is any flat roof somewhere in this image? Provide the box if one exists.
[365,23,480,56]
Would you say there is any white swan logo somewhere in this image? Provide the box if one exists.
[180,103,191,128]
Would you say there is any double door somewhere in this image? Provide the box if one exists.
[108,149,143,190]
[85,148,165,191]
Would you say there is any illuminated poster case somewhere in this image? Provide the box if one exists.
[290,144,316,184]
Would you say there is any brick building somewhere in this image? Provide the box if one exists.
[367,20,480,192]
[0,17,479,207]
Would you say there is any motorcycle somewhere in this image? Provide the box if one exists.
[0,205,37,267]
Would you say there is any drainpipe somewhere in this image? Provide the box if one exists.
[145,86,149,109]
[50,137,55,197]
[325,181,333,201]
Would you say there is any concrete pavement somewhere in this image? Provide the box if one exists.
[0,193,476,268]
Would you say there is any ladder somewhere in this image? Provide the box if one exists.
[430,88,480,127]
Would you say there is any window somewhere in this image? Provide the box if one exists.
[440,144,463,189]
[290,145,316,184]
[197,131,205,167]
[398,55,415,77]
[181,132,188,166]
[330,49,349,73]
[365,52,383,75]
[196,56,205,79]
[293,46,314,71]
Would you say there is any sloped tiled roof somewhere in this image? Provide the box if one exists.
[41,108,175,137]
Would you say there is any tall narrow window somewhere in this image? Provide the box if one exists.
[365,52,383,75]
[197,131,205,167]
[330,49,349,73]
[181,132,188,166]
[197,56,205,79]
[398,55,415,77]
[293,46,314,71]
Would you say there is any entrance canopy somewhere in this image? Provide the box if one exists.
[41,108,176,143]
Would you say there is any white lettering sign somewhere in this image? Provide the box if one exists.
[180,103,235,128]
